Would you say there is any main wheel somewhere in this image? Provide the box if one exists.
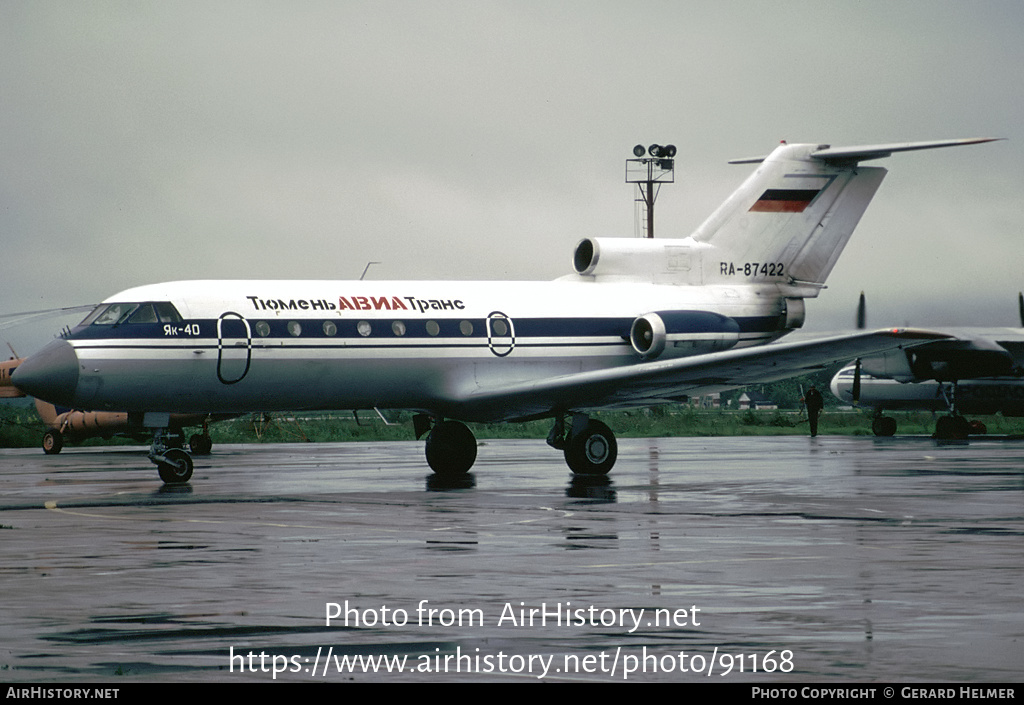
[42,430,64,455]
[934,415,969,440]
[157,448,194,484]
[872,416,897,437]
[425,420,477,475]
[564,419,617,475]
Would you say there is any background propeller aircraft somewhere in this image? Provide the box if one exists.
[12,138,996,483]
[2,356,220,454]
[0,356,22,399]
[831,293,1024,438]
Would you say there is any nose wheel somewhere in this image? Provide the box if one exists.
[149,429,194,484]
[156,448,194,484]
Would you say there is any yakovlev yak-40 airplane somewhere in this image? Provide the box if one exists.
[12,138,997,484]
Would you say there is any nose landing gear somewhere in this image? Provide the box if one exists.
[149,428,194,484]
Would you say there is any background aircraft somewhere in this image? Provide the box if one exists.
[33,398,221,456]
[12,139,996,483]
[2,356,219,454]
[0,356,22,399]
[830,293,1024,438]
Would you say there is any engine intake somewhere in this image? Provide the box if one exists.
[629,311,741,360]
[630,314,666,359]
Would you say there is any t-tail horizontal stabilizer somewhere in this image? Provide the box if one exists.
[693,138,1001,295]
[727,138,1003,165]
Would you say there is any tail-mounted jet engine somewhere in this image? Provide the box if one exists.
[573,237,708,282]
[629,311,740,360]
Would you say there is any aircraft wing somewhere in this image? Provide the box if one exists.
[454,329,952,422]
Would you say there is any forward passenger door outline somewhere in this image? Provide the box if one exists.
[216,311,252,384]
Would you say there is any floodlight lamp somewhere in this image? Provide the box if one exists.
[648,144,662,157]
[664,144,677,158]
[632,144,646,157]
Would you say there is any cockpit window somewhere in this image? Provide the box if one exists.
[154,302,182,323]
[78,305,106,327]
[83,301,184,325]
[91,303,139,325]
[127,304,158,324]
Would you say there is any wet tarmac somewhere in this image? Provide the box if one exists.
[0,435,1021,683]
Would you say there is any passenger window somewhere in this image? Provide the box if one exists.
[425,321,440,336]
[357,321,372,337]
[254,321,271,337]
[323,321,338,336]
[287,321,302,337]
[491,319,509,336]
[392,321,406,336]
[460,320,474,336]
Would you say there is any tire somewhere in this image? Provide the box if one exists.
[425,420,477,475]
[42,430,64,455]
[935,415,968,440]
[189,434,213,455]
[872,416,897,437]
[157,448,194,484]
[564,419,617,475]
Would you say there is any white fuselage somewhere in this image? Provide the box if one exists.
[31,277,795,422]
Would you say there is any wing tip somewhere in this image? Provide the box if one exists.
[878,327,954,341]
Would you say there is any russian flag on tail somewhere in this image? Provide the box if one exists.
[748,188,821,213]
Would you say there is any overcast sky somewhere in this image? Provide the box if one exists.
[2,1,1022,354]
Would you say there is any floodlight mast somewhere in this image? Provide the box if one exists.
[626,143,675,238]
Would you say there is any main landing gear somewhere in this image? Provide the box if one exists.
[870,382,987,440]
[872,411,977,440]
[932,381,984,440]
[547,414,618,475]
[424,419,478,475]
[414,413,619,477]
[870,412,898,437]
[414,416,478,476]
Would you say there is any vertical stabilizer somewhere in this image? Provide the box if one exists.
[34,398,60,426]
[692,143,884,294]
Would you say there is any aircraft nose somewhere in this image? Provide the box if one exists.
[11,339,80,406]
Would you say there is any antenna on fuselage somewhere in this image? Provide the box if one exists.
[360,262,381,281]
[626,143,676,238]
